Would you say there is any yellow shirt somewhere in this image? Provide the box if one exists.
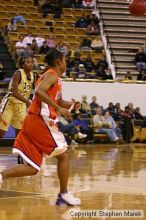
[8,69,34,103]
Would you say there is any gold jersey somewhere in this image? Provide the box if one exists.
[8,68,34,103]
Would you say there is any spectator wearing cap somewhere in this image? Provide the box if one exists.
[75,64,86,79]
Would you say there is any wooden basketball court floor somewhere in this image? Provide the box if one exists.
[0,144,146,220]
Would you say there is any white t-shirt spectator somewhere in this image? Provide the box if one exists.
[35,36,45,48]
[15,41,26,49]
[23,35,34,46]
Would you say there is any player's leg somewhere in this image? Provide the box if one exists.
[55,151,81,206]
[0,129,6,139]
[56,151,70,193]
[1,164,38,179]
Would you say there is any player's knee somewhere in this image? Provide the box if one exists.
[56,151,69,161]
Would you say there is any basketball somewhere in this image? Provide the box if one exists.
[129,0,146,16]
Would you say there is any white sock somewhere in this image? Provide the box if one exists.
[0,173,3,182]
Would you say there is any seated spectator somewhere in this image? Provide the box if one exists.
[86,21,100,35]
[80,37,91,50]
[137,70,146,81]
[0,63,5,80]
[96,58,108,70]
[90,96,99,115]
[40,41,50,54]
[53,1,62,18]
[58,114,87,145]
[75,13,89,28]
[124,71,133,80]
[30,39,39,54]
[83,54,95,72]
[46,34,56,48]
[87,12,99,26]
[128,102,135,114]
[6,18,17,33]
[75,64,86,79]
[23,44,34,58]
[69,45,80,59]
[73,113,93,142]
[15,35,27,58]
[72,0,82,8]
[23,32,34,46]
[41,0,54,17]
[96,66,108,80]
[91,36,104,52]
[133,107,144,120]
[80,95,91,113]
[103,68,113,80]
[57,42,69,56]
[35,33,45,48]
[106,102,115,116]
[135,47,146,71]
[114,102,123,121]
[82,0,96,8]
[93,109,122,142]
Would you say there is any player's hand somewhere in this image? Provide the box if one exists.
[57,107,71,118]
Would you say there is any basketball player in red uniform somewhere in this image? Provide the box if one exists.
[0,48,81,206]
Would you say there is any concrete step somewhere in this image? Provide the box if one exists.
[107,33,146,40]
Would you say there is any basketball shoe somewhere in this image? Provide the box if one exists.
[56,192,81,206]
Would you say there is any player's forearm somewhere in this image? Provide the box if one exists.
[58,99,72,109]
[12,91,30,105]
[35,88,60,111]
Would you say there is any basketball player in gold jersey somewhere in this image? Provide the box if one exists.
[0,56,35,139]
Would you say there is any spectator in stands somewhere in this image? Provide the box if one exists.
[80,37,91,50]
[6,19,17,33]
[93,109,121,142]
[86,21,100,35]
[83,54,95,72]
[57,42,69,56]
[0,63,5,80]
[40,41,50,54]
[91,36,104,52]
[75,12,89,28]
[23,32,34,46]
[135,47,146,71]
[87,12,99,26]
[90,96,99,115]
[53,0,62,18]
[41,0,54,17]
[137,70,146,81]
[68,45,80,59]
[73,113,93,142]
[96,66,113,80]
[72,0,82,8]
[128,102,135,114]
[15,36,27,58]
[75,64,86,79]
[82,0,96,8]
[114,102,123,121]
[120,106,134,143]
[106,102,115,116]
[30,39,39,54]
[35,33,45,48]
[80,95,91,113]
[58,114,87,145]
[96,58,108,70]
[23,44,34,58]
[124,71,133,80]
[103,68,113,80]
[133,107,144,120]
[46,34,56,48]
